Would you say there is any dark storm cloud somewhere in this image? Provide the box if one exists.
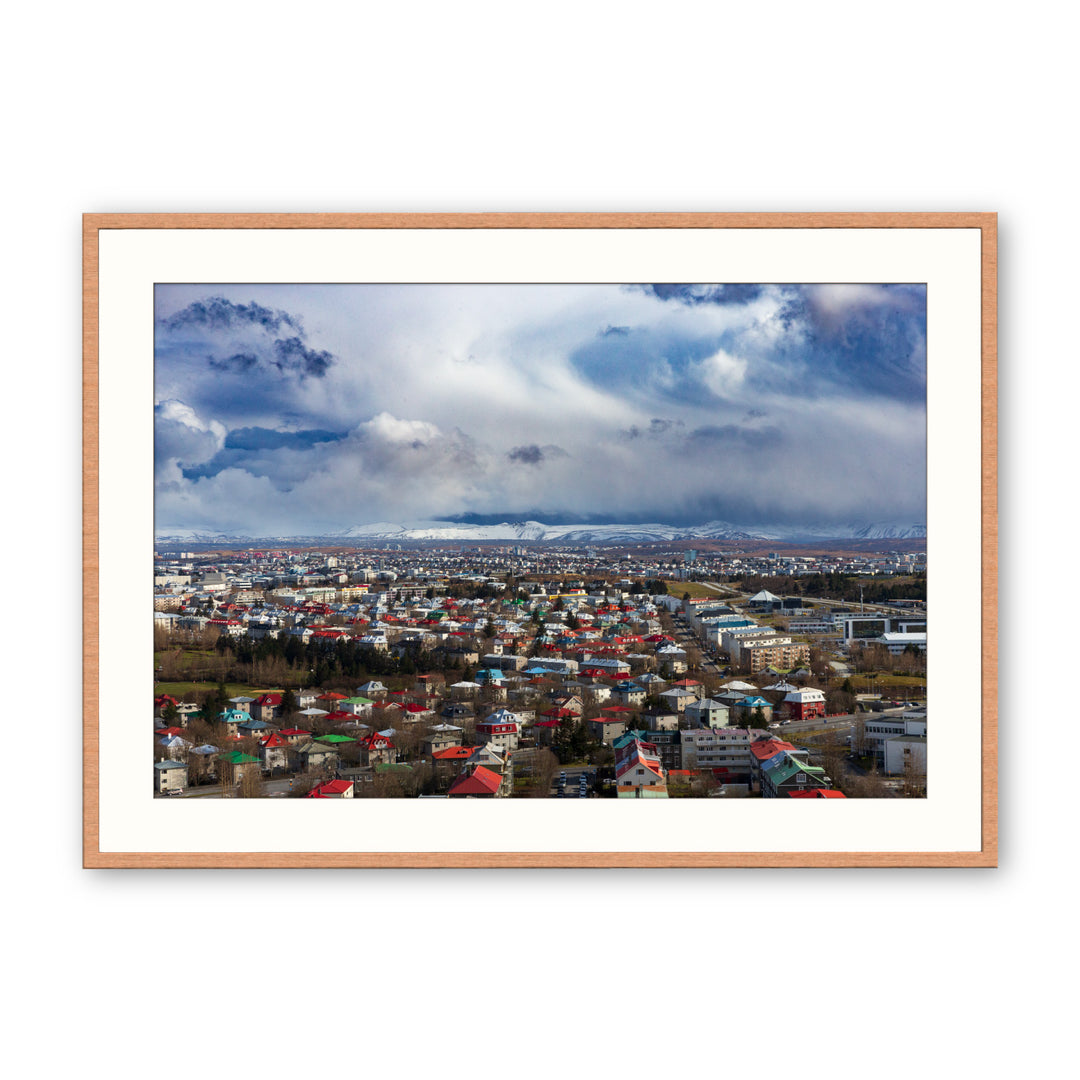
[508,444,544,465]
[208,352,259,373]
[507,443,569,465]
[270,337,335,377]
[162,297,302,334]
[158,296,336,406]
[601,325,630,336]
[688,423,781,448]
[205,337,335,379]
[638,284,765,305]
[622,418,685,440]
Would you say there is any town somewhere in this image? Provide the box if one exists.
[153,540,927,799]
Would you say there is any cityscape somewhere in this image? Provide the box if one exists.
[154,283,927,799]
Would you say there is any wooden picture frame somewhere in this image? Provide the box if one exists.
[83,212,997,868]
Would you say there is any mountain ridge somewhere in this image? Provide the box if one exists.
[155,519,927,544]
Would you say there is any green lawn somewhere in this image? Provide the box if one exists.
[154,681,270,699]
[674,581,729,600]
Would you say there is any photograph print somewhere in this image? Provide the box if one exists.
[153,282,928,801]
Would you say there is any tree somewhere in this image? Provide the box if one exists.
[749,705,769,730]
[237,763,264,798]
[532,749,560,797]
[208,682,230,720]
[850,717,869,756]
[900,751,927,798]
[553,718,575,764]
[818,741,849,795]
[280,688,297,717]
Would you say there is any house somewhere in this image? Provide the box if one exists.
[431,745,475,783]
[215,708,248,736]
[683,698,730,729]
[586,716,628,745]
[783,687,826,722]
[279,727,313,745]
[747,737,809,792]
[450,681,482,699]
[614,734,667,795]
[154,759,188,793]
[157,734,192,760]
[761,751,830,798]
[422,724,463,756]
[238,717,273,739]
[227,695,255,714]
[447,764,503,798]
[297,741,341,775]
[174,702,201,725]
[307,779,354,798]
[611,683,647,707]
[258,732,289,771]
[789,789,847,798]
[187,744,220,783]
[461,744,514,795]
[734,696,774,725]
[252,693,283,722]
[356,681,388,699]
[635,710,676,733]
[358,731,397,766]
[154,694,179,718]
[440,702,474,723]
[475,713,520,752]
[655,645,688,674]
[658,687,698,713]
[218,751,261,785]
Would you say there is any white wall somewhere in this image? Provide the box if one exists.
[4,5,1063,1080]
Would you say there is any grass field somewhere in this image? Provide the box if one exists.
[674,581,730,600]
[154,681,271,699]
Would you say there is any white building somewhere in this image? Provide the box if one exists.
[884,734,928,778]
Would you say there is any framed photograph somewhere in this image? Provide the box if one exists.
[83,212,997,868]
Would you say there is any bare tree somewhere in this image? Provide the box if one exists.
[237,765,264,798]
[900,752,927,798]
[532,748,560,796]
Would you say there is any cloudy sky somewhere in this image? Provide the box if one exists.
[154,283,926,535]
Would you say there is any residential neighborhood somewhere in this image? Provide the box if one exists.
[153,542,927,800]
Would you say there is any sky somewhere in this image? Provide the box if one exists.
[154,283,926,535]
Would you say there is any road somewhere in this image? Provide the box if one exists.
[160,776,296,798]
[552,765,597,798]
[700,581,903,616]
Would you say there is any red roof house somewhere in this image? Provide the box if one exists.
[447,765,503,797]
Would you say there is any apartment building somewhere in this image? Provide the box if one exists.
[739,637,811,673]
[679,727,754,780]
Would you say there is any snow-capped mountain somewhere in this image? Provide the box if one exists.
[155,519,925,544]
